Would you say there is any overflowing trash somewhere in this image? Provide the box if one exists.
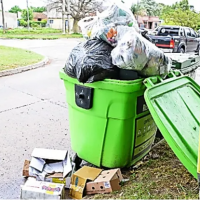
[78,2,139,47]
[111,28,172,77]
[64,38,119,83]
[65,2,172,83]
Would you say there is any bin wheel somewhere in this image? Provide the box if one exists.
[72,153,82,170]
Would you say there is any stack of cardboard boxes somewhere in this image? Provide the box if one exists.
[21,148,123,199]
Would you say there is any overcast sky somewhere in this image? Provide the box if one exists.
[3,0,200,11]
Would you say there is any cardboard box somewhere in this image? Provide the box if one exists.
[86,168,123,195]
[20,177,65,199]
[70,166,102,199]
[22,160,30,177]
[23,151,76,188]
[29,148,72,179]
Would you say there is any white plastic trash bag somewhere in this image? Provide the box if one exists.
[78,16,98,39]
[78,2,139,47]
[111,28,172,77]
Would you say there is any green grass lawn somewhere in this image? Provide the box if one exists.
[0,46,44,71]
[0,34,83,40]
[0,28,83,40]
[86,141,198,199]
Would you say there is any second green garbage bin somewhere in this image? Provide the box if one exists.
[60,70,157,168]
[170,53,200,80]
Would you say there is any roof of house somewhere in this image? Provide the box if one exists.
[137,16,160,24]
[33,12,47,19]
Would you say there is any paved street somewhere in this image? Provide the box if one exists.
[0,38,200,199]
[0,39,81,198]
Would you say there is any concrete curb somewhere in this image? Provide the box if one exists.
[0,57,49,77]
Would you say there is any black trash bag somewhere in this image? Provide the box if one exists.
[64,38,119,83]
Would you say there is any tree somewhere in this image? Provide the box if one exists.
[21,9,33,21]
[0,0,5,33]
[172,0,189,11]
[30,6,46,13]
[47,0,104,33]
[131,0,161,17]
[159,0,191,20]
[162,9,200,30]
[131,3,146,18]
[159,5,174,19]
[9,5,22,14]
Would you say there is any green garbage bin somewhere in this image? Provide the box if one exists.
[170,53,200,80]
[60,69,200,179]
[60,70,157,168]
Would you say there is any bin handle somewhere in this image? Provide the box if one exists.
[143,70,183,88]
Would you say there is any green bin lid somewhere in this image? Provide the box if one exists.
[144,71,200,179]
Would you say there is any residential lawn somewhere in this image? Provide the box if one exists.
[86,141,198,199]
[0,46,44,71]
[0,28,83,40]
[0,28,62,35]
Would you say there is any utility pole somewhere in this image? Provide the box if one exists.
[62,0,66,34]
[26,0,30,31]
[67,0,70,33]
[0,0,5,33]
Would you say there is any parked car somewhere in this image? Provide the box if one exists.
[149,25,200,55]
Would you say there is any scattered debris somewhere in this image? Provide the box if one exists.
[132,161,144,170]
[86,168,123,195]
[69,166,124,199]
[70,166,102,199]
[22,148,74,188]
[20,177,65,199]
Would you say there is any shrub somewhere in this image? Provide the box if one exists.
[30,21,40,28]
[19,19,28,27]
[41,20,47,27]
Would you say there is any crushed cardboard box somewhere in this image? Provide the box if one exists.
[70,166,124,199]
[20,177,65,199]
[86,168,123,195]
[23,160,30,177]
[70,166,102,199]
[23,148,74,188]
[30,148,72,179]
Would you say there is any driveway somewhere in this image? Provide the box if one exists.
[0,38,81,199]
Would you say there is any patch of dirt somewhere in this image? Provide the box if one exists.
[86,141,198,199]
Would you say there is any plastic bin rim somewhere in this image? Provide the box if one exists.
[59,70,144,85]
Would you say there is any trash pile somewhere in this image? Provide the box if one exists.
[21,148,124,199]
[111,28,171,77]
[64,38,119,83]
[78,2,139,46]
[64,1,172,83]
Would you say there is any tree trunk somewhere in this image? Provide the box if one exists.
[62,0,66,34]
[72,19,79,33]
[0,0,6,33]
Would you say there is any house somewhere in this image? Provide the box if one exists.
[137,16,161,30]
[46,3,73,30]
[0,11,17,29]
[33,12,47,22]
